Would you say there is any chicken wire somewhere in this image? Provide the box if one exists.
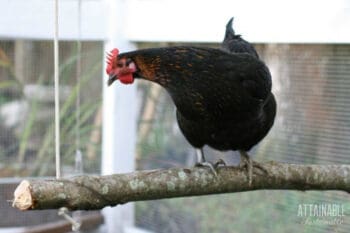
[0,40,349,232]
[133,43,350,233]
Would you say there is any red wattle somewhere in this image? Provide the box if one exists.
[119,73,134,84]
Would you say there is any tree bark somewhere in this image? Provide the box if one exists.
[13,162,350,211]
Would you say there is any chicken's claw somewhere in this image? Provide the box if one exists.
[195,161,218,177]
[214,158,227,168]
[195,159,227,178]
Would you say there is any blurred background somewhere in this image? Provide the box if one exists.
[0,0,349,232]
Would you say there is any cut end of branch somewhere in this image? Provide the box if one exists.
[13,180,34,210]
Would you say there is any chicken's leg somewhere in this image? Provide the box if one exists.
[195,148,225,177]
[238,150,268,186]
[239,150,253,186]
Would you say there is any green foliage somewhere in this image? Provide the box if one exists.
[0,44,103,176]
[32,59,102,176]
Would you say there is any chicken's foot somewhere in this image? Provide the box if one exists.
[238,150,268,186]
[239,150,253,186]
[195,148,226,177]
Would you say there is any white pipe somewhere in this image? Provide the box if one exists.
[102,0,137,232]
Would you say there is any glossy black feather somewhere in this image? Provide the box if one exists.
[119,45,276,152]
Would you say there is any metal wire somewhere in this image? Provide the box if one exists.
[54,0,61,179]
[76,0,82,152]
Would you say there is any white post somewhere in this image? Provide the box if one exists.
[102,0,137,232]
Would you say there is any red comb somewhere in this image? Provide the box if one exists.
[106,48,119,75]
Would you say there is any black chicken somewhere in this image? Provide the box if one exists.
[106,18,277,184]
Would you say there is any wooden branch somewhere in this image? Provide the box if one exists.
[13,162,350,211]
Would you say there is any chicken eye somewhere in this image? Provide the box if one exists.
[125,58,132,66]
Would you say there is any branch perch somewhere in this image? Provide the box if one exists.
[13,162,350,211]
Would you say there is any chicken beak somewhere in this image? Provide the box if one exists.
[107,74,117,86]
